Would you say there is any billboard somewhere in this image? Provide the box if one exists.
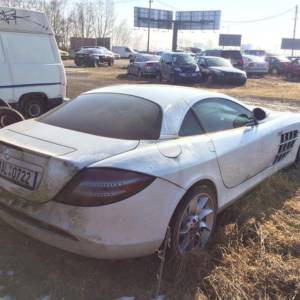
[281,38,300,50]
[219,34,242,46]
[134,7,173,29]
[175,10,221,30]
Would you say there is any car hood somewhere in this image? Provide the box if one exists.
[209,66,245,74]
[0,120,139,203]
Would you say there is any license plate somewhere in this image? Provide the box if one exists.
[0,159,37,190]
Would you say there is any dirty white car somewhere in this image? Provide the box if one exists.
[0,85,299,259]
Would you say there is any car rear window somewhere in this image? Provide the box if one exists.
[222,51,242,59]
[38,93,163,140]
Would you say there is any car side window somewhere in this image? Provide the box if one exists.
[192,98,252,133]
[179,110,204,137]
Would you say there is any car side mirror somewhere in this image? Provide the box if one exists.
[253,107,266,122]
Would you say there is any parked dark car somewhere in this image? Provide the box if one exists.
[158,52,200,84]
[204,49,244,70]
[74,48,114,67]
[127,54,160,77]
[265,56,291,75]
[197,56,247,85]
[284,57,300,80]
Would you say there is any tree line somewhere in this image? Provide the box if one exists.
[0,0,132,48]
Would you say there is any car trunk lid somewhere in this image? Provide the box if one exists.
[0,120,139,203]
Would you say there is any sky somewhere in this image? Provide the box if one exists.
[113,0,300,53]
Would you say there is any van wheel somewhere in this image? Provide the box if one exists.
[22,98,46,118]
[168,185,217,258]
[0,107,24,128]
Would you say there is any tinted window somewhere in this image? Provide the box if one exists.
[206,57,232,67]
[39,93,162,140]
[222,51,242,59]
[193,98,252,133]
[179,110,204,137]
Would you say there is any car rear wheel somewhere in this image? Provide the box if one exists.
[22,97,46,118]
[169,185,217,258]
[108,59,114,66]
[0,107,24,128]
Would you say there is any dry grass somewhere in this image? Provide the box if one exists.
[162,168,300,300]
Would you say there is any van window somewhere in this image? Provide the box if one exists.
[4,32,56,64]
[0,38,5,63]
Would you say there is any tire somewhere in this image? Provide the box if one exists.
[0,99,10,108]
[270,68,279,76]
[168,185,217,258]
[207,75,215,85]
[22,97,46,118]
[108,59,114,66]
[0,107,24,128]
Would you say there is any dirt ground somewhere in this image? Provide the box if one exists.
[0,59,299,300]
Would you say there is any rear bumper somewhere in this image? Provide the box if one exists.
[0,178,185,259]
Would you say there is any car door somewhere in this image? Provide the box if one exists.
[0,33,13,103]
[192,98,280,188]
[198,57,209,79]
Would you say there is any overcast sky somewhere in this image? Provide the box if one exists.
[113,0,299,53]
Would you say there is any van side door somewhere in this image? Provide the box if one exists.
[0,33,13,104]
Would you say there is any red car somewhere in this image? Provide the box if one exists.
[284,57,300,80]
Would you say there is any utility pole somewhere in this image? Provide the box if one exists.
[292,4,298,56]
[147,0,153,52]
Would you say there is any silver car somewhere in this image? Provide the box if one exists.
[243,55,269,76]
[127,54,160,77]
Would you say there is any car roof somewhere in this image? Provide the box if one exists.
[84,85,249,138]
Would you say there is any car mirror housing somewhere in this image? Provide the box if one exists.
[253,107,267,122]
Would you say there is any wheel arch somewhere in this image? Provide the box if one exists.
[18,92,48,109]
[168,178,219,229]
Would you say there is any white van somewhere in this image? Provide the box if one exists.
[112,46,137,59]
[0,7,66,118]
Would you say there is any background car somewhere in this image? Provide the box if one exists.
[112,46,137,59]
[265,55,291,75]
[127,54,160,77]
[158,52,200,84]
[284,57,300,81]
[204,49,244,70]
[197,56,247,85]
[74,48,114,67]
[243,55,269,76]
[59,49,69,60]
[243,49,266,57]
[0,85,299,260]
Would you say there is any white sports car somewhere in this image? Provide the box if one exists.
[0,85,299,259]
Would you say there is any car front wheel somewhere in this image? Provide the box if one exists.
[169,185,217,258]
[22,97,46,118]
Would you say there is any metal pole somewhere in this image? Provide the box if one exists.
[147,0,153,52]
[292,5,298,56]
[172,21,178,51]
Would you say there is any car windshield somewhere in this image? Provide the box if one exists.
[206,57,232,67]
[38,93,162,140]
[172,54,195,65]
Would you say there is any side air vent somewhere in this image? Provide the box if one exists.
[273,130,298,164]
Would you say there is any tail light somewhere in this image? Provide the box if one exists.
[54,168,155,207]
